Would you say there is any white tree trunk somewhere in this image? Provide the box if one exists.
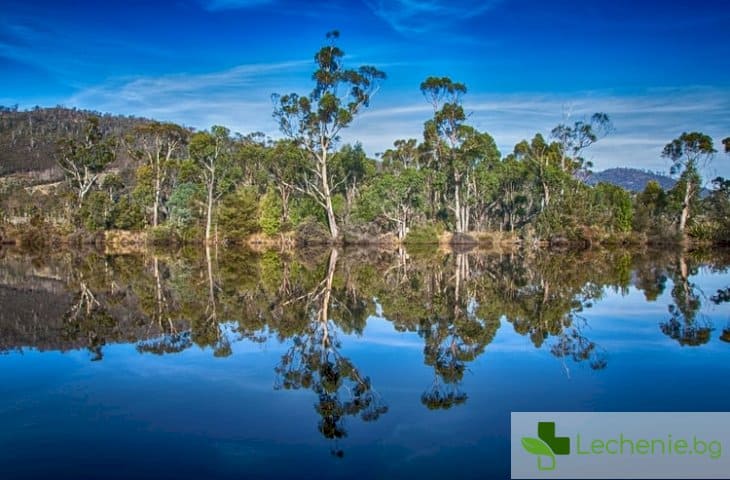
[679,181,692,233]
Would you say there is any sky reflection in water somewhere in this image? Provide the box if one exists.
[1,247,729,479]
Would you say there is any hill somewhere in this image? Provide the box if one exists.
[0,105,154,177]
[585,167,675,192]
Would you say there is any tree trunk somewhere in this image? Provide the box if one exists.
[454,182,463,234]
[678,181,692,233]
[318,248,339,324]
[153,157,161,227]
[320,152,339,240]
[205,173,215,244]
[279,186,290,225]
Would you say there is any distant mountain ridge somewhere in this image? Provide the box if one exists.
[585,167,676,192]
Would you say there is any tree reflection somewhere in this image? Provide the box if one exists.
[2,244,729,427]
[660,254,712,347]
[273,249,387,456]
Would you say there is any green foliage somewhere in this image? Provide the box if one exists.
[168,182,203,229]
[633,180,668,233]
[259,187,282,235]
[217,187,260,243]
[110,195,145,230]
[290,195,326,226]
[404,222,442,245]
[148,224,180,245]
[273,31,386,238]
[592,183,633,232]
[79,190,112,231]
[56,116,116,205]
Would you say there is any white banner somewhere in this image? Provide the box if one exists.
[511,412,730,479]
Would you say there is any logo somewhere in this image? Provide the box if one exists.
[521,421,571,471]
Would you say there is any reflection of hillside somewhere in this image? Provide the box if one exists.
[0,250,192,356]
[0,284,73,352]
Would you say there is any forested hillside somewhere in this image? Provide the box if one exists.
[0,106,153,176]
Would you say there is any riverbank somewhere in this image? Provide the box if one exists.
[2,222,720,255]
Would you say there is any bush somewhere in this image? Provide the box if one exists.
[295,217,331,245]
[259,188,282,235]
[79,191,113,231]
[404,223,442,245]
[168,182,203,229]
[217,187,260,243]
[148,225,180,245]
[111,195,145,230]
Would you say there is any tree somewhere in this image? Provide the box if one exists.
[267,139,304,226]
[420,77,469,232]
[380,138,419,170]
[661,132,715,233]
[359,168,425,240]
[128,122,189,227]
[509,133,564,209]
[273,31,386,240]
[56,116,115,206]
[330,143,374,226]
[189,125,238,244]
[550,113,613,174]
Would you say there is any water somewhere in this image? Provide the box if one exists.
[1,246,729,479]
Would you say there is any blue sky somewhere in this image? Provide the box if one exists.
[2,0,729,175]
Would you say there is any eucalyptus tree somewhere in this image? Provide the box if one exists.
[56,116,116,207]
[128,121,189,227]
[459,126,501,230]
[550,112,613,174]
[267,139,305,226]
[662,132,715,233]
[420,76,469,232]
[189,125,239,244]
[330,143,374,226]
[273,31,386,240]
[379,138,420,170]
[419,77,500,233]
[509,133,563,209]
[358,167,425,240]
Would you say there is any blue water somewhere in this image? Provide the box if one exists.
[0,250,729,479]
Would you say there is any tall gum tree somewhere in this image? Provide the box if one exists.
[189,125,238,244]
[273,31,385,240]
[550,113,613,174]
[128,122,189,227]
[420,77,467,233]
[56,116,115,207]
[662,132,715,234]
[420,77,498,233]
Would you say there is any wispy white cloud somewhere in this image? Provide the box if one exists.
[64,62,730,177]
[364,0,503,35]
[347,86,730,177]
[66,60,311,134]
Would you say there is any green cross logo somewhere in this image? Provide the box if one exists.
[521,421,571,471]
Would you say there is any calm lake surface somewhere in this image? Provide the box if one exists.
[1,246,729,479]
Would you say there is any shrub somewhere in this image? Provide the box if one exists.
[294,217,331,245]
[404,223,442,245]
[148,225,180,245]
[259,188,282,235]
[217,187,260,243]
